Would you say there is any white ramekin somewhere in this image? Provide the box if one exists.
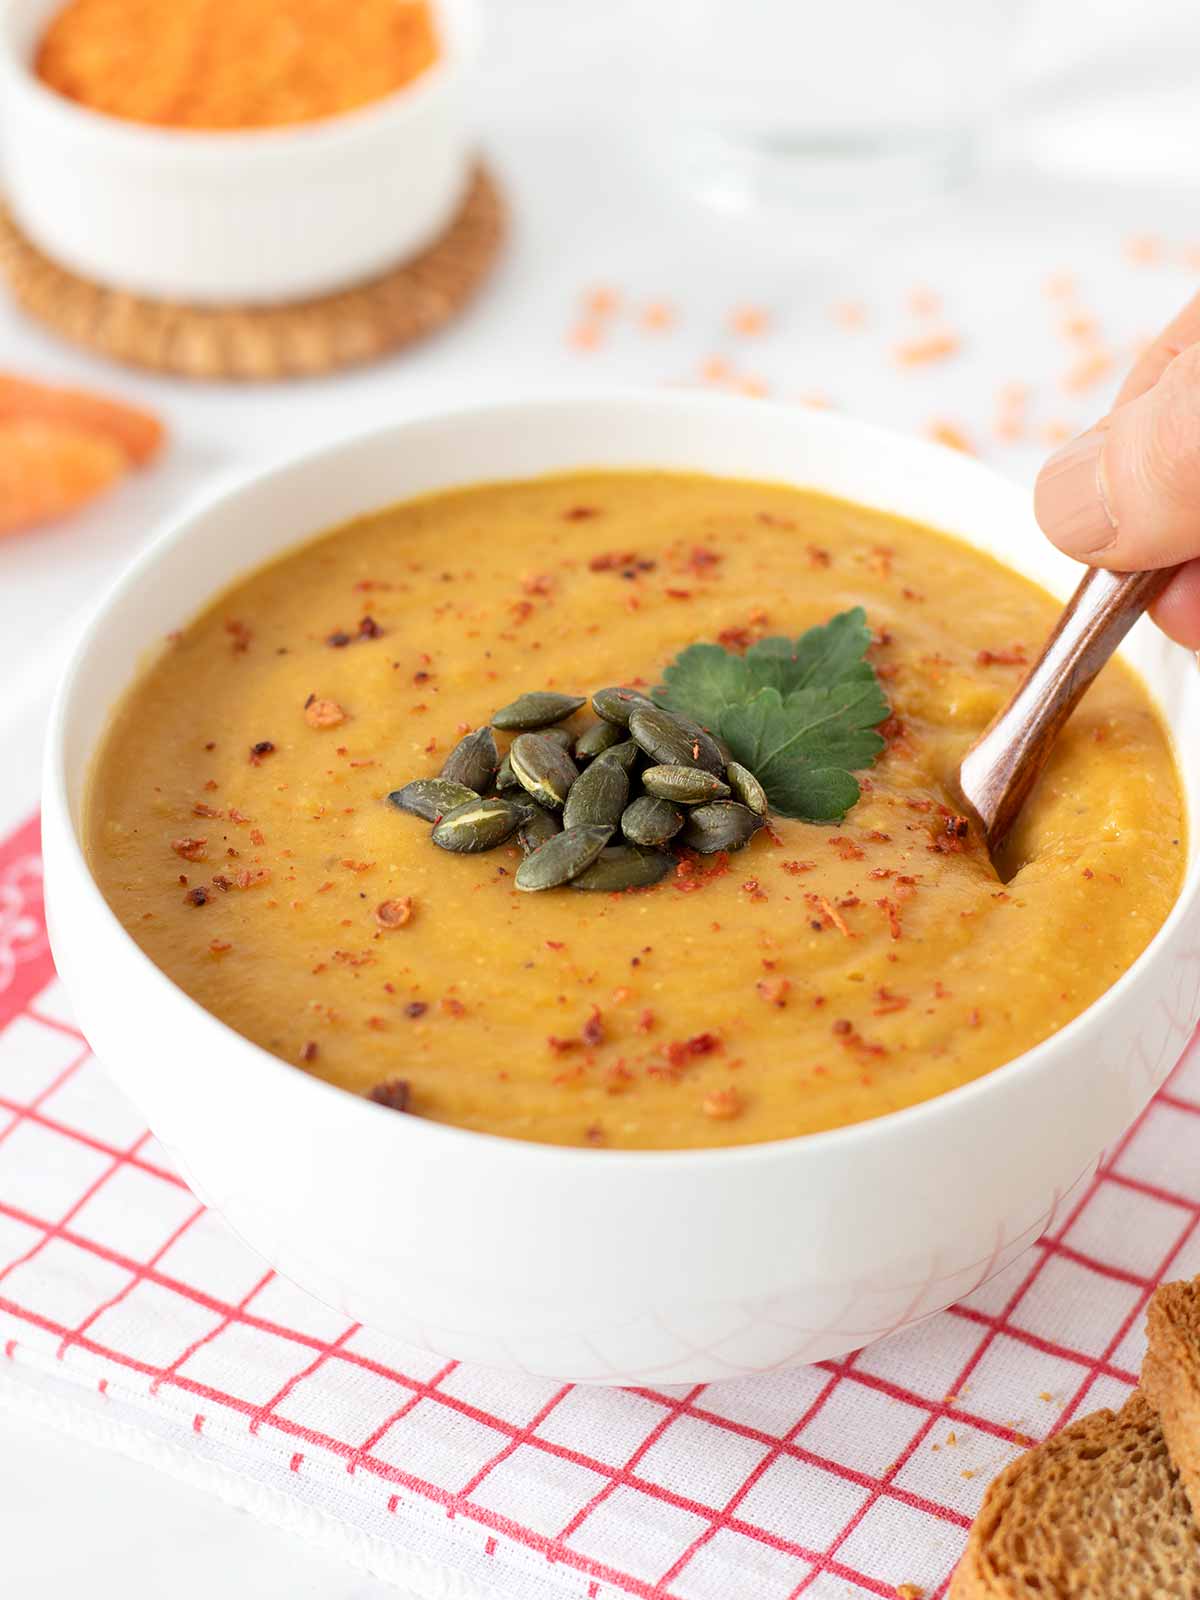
[0,0,477,303]
[41,392,1200,1384]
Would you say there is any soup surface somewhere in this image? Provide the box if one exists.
[87,472,1185,1149]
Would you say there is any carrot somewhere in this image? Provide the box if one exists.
[0,420,128,536]
[0,373,164,466]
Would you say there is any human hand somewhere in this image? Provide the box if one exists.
[1034,290,1200,648]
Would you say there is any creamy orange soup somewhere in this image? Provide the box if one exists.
[87,473,1184,1149]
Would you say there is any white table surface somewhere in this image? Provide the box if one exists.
[3,2,1200,1591]
[2,1402,407,1600]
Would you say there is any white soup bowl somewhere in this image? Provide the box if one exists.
[0,0,477,303]
[41,393,1200,1384]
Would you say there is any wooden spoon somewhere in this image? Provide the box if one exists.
[958,565,1176,857]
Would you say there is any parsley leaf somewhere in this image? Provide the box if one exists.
[718,683,887,820]
[653,607,889,823]
[743,608,878,697]
[652,642,752,724]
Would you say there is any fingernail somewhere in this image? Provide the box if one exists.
[1034,428,1119,558]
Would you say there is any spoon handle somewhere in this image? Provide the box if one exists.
[959,564,1176,853]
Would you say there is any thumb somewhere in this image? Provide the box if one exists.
[1035,342,1200,571]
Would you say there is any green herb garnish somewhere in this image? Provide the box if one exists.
[653,607,889,822]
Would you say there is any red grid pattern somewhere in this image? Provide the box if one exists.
[1,813,1198,1600]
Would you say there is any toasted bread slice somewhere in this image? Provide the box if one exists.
[1145,1277,1200,1528]
[949,1391,1200,1599]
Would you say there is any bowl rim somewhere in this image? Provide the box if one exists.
[43,387,1200,1173]
[0,0,477,157]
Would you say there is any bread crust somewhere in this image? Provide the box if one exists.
[949,1392,1200,1598]
[1145,1278,1200,1529]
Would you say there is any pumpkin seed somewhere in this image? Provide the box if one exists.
[563,757,628,830]
[629,705,704,767]
[492,690,587,730]
[598,739,641,773]
[727,761,769,816]
[440,727,499,792]
[641,765,731,804]
[571,846,673,891]
[518,804,562,853]
[509,732,580,810]
[592,686,655,726]
[574,720,625,761]
[515,824,612,890]
[542,726,577,752]
[621,794,684,847]
[432,796,527,853]
[669,712,727,776]
[680,800,762,854]
[494,753,520,792]
[388,777,479,821]
[712,732,734,765]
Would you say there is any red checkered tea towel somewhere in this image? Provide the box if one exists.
[2,809,1198,1600]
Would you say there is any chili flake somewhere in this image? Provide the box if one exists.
[756,977,790,1007]
[976,645,1028,667]
[807,894,852,937]
[828,836,864,861]
[369,1078,412,1112]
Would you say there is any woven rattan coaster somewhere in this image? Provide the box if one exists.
[0,164,504,381]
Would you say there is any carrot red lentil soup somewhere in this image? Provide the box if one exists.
[86,472,1184,1150]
